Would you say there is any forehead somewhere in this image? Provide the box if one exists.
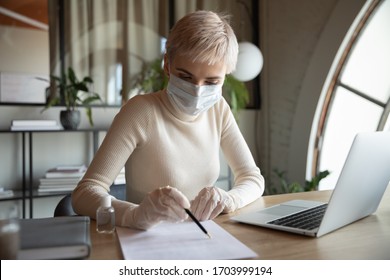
[171,55,227,78]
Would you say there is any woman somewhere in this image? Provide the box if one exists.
[72,10,264,230]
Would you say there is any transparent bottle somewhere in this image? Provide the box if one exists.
[96,195,115,234]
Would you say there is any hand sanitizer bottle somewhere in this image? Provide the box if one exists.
[96,195,115,234]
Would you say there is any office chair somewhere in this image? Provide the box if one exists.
[54,194,77,217]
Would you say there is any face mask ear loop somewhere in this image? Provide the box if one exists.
[163,55,170,79]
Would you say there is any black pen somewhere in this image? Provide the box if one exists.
[184,208,212,239]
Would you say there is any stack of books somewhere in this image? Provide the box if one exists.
[0,187,14,198]
[10,120,62,131]
[38,165,87,193]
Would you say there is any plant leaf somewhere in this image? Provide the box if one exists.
[67,67,77,84]
[85,107,93,126]
[223,75,249,119]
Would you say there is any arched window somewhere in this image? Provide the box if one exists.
[311,0,390,190]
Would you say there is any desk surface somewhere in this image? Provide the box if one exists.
[89,188,390,260]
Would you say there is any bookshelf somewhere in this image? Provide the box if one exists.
[0,128,107,218]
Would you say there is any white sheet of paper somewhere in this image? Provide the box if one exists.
[116,220,257,260]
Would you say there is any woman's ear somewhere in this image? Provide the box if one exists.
[163,54,170,78]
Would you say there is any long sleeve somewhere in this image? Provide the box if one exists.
[72,95,153,226]
[220,100,265,210]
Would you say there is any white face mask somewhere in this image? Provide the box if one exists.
[167,74,223,116]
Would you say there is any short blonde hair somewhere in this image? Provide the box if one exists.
[165,10,238,74]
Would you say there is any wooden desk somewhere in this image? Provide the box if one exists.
[88,189,390,260]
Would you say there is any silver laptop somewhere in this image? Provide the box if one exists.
[231,132,390,237]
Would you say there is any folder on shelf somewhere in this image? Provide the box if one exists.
[18,216,91,260]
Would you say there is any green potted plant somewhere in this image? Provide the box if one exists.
[131,57,249,119]
[267,169,331,195]
[43,67,102,130]
[222,74,249,119]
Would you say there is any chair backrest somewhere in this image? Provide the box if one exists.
[54,194,77,217]
[54,185,126,217]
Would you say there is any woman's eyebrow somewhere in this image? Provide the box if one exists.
[176,68,223,80]
[176,68,193,76]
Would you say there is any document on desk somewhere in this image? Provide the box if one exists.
[116,220,257,260]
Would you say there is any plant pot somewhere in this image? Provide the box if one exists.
[60,110,81,130]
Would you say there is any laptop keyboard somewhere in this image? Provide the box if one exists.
[267,204,328,230]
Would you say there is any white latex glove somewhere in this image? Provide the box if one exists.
[126,186,190,230]
[191,186,238,221]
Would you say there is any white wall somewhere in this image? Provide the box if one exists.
[257,0,366,192]
[0,26,48,74]
[289,0,367,184]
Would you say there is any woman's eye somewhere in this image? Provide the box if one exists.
[178,75,192,81]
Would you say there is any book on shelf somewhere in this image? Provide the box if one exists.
[11,119,58,127]
[10,119,62,131]
[38,182,79,192]
[38,187,76,193]
[38,165,85,192]
[0,189,14,198]
[45,165,87,179]
[39,177,81,186]
[19,216,91,260]
[55,164,87,171]
[10,125,62,131]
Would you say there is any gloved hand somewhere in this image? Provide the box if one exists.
[191,186,238,221]
[128,186,190,230]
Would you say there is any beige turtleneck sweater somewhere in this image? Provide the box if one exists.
[72,89,264,227]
